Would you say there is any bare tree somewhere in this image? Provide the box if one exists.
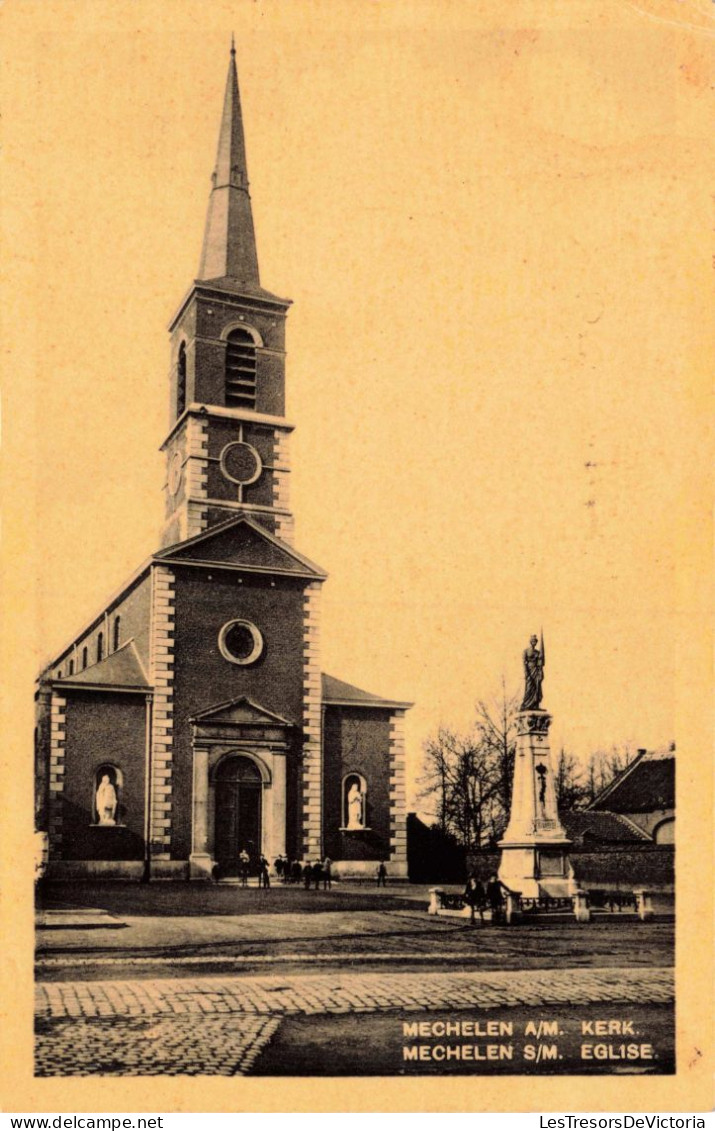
[421,684,639,846]
[419,682,519,848]
[583,743,636,805]
[555,747,586,809]
[419,726,454,836]
[474,680,519,819]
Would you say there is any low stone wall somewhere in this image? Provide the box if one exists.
[45,859,189,881]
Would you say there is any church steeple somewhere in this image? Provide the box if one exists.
[198,40,260,285]
[161,45,294,550]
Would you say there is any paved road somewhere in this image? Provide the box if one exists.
[36,912,675,984]
[35,966,673,1077]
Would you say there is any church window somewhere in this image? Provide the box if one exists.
[97,632,104,663]
[225,328,257,408]
[113,615,121,652]
[82,646,88,670]
[68,659,74,676]
[342,773,368,830]
[93,764,123,826]
[218,619,264,665]
[177,342,187,417]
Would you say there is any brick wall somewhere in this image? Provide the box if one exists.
[322,706,392,862]
[170,567,307,860]
[170,291,287,418]
[59,690,147,861]
[47,573,152,680]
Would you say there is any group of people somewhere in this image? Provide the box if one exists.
[463,873,510,925]
[236,849,272,888]
[273,855,333,889]
[220,853,390,889]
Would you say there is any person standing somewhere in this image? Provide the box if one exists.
[486,874,507,924]
[322,857,332,890]
[376,861,387,887]
[259,855,270,889]
[239,848,250,888]
[464,875,486,925]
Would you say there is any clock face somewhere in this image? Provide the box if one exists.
[220,441,262,486]
[167,452,183,496]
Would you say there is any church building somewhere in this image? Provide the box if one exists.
[34,46,410,882]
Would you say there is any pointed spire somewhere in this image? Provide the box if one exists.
[198,42,260,285]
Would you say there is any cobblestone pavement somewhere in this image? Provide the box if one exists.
[35,967,673,1076]
[35,1015,281,1077]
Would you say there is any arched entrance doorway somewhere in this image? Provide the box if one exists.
[214,755,263,875]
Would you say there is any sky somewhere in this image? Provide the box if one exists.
[4,0,713,814]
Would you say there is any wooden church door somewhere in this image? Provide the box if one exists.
[214,755,263,875]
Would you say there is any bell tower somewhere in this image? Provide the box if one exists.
[160,42,294,548]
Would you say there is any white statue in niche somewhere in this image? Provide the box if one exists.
[346,780,364,830]
[95,774,118,826]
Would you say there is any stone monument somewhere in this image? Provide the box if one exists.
[498,633,572,898]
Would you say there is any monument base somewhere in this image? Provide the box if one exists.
[498,841,574,899]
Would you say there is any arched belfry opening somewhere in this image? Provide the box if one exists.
[176,342,187,417]
[225,328,257,408]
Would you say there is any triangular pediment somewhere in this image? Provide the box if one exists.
[191,695,293,728]
[154,515,326,579]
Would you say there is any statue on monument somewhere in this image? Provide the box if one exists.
[521,632,545,710]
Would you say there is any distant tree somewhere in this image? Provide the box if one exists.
[583,743,636,805]
[419,683,519,848]
[420,683,645,844]
[555,747,587,810]
[420,726,453,837]
[474,681,519,818]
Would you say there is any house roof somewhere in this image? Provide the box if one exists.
[321,673,412,711]
[54,640,150,692]
[559,810,652,845]
[589,747,675,814]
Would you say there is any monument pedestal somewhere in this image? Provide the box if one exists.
[498,709,572,899]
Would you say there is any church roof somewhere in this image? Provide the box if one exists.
[588,747,675,815]
[54,640,150,692]
[321,673,412,711]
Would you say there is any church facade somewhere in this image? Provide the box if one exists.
[34,47,410,882]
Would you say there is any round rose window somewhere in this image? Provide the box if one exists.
[218,619,264,666]
[220,441,262,486]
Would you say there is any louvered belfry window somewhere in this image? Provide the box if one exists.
[225,328,257,408]
[177,343,187,417]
